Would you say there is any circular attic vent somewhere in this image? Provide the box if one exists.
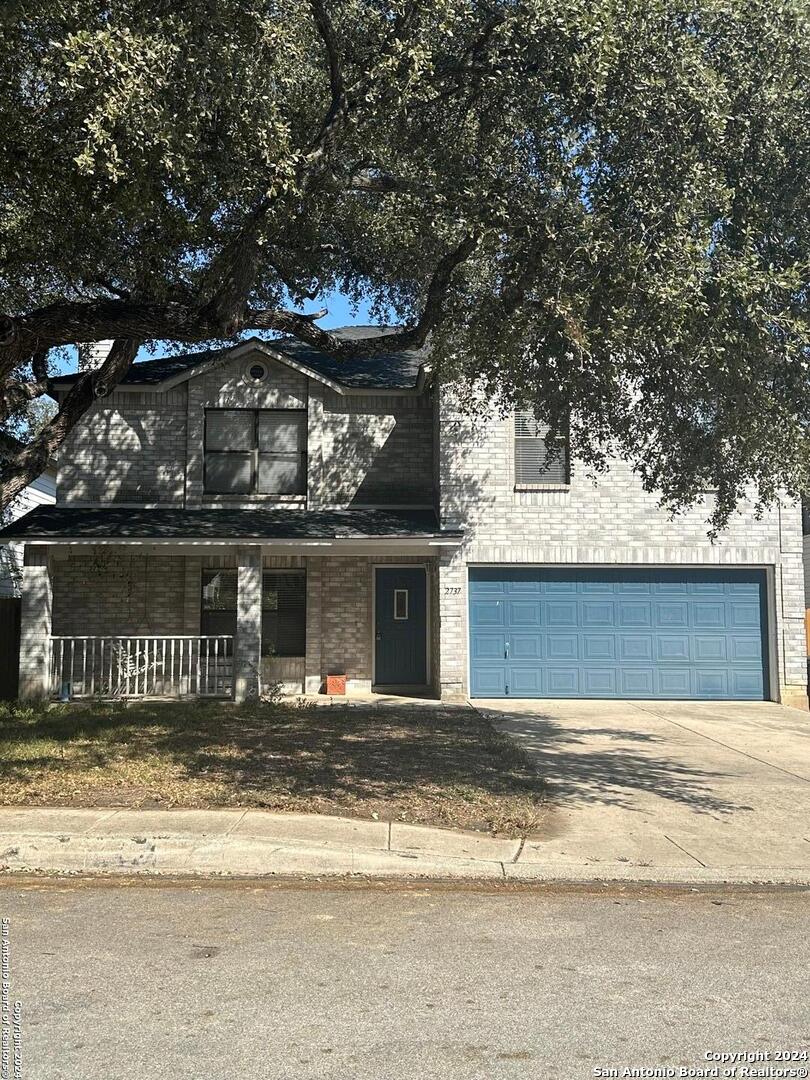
[245,361,268,383]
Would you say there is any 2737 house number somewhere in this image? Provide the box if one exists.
[443,587,461,595]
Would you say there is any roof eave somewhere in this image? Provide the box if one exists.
[7,534,463,546]
[47,338,425,395]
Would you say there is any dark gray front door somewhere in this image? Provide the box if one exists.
[375,567,427,685]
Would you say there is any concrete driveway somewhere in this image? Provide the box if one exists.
[472,698,810,876]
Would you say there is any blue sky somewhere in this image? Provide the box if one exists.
[55,289,378,375]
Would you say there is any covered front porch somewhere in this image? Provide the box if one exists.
[5,506,463,702]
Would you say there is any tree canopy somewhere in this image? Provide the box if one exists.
[1,0,808,529]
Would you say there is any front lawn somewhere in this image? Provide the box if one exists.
[0,699,546,836]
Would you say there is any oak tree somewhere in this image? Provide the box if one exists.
[1,0,808,529]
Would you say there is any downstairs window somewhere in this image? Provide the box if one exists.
[200,570,306,656]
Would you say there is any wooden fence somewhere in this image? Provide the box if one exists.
[0,598,21,700]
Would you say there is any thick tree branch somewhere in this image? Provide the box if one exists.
[0,379,48,425]
[198,0,349,335]
[0,233,478,380]
[346,168,424,194]
[31,349,49,382]
[251,231,479,355]
[0,339,139,509]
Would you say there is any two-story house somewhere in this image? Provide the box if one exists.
[2,328,807,709]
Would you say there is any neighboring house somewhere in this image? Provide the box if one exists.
[802,498,810,657]
[0,433,56,598]
[0,327,807,708]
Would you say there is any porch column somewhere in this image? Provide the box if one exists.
[234,545,262,703]
[438,549,467,702]
[304,557,323,694]
[18,545,53,700]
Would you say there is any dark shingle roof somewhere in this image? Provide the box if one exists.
[49,327,427,392]
[0,505,461,542]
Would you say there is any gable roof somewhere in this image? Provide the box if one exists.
[49,326,429,394]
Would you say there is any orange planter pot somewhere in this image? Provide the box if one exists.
[326,674,346,695]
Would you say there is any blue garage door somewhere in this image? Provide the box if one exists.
[469,567,768,700]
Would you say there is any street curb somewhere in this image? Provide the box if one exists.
[1,832,809,886]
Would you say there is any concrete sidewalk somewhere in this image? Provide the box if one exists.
[1,805,809,885]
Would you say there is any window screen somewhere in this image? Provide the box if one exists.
[204,410,307,495]
[514,409,569,484]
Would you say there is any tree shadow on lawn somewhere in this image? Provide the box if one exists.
[0,698,750,825]
[483,709,753,817]
[0,700,544,831]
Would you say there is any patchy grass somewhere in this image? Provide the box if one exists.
[0,699,547,836]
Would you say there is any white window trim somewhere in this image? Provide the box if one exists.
[510,411,571,491]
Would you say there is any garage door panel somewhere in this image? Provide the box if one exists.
[509,667,543,694]
[470,599,504,626]
[546,601,578,626]
[583,635,616,660]
[507,578,542,594]
[584,668,618,695]
[691,580,725,594]
[732,670,764,696]
[511,634,543,660]
[580,578,616,594]
[469,568,768,700]
[619,635,653,661]
[694,635,728,661]
[508,600,542,625]
[693,603,726,628]
[658,669,692,696]
[695,670,729,697]
[655,602,689,627]
[547,668,579,693]
[730,603,760,628]
[731,637,762,661]
[654,578,689,593]
[582,601,614,626]
[544,579,577,593]
[472,633,506,660]
[547,634,578,660]
[621,669,655,696]
[470,666,507,696]
[618,602,652,627]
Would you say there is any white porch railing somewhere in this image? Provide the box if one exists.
[49,636,234,699]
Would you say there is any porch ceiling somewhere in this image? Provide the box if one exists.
[0,505,462,545]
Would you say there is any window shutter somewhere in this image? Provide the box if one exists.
[514,409,569,484]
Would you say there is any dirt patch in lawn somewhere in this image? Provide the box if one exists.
[0,700,547,836]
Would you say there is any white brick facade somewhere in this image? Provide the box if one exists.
[15,346,807,707]
[436,386,807,707]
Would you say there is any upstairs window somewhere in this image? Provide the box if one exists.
[200,570,307,656]
[204,409,307,495]
[514,408,569,485]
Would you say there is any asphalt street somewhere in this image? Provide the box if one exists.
[1,876,808,1080]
